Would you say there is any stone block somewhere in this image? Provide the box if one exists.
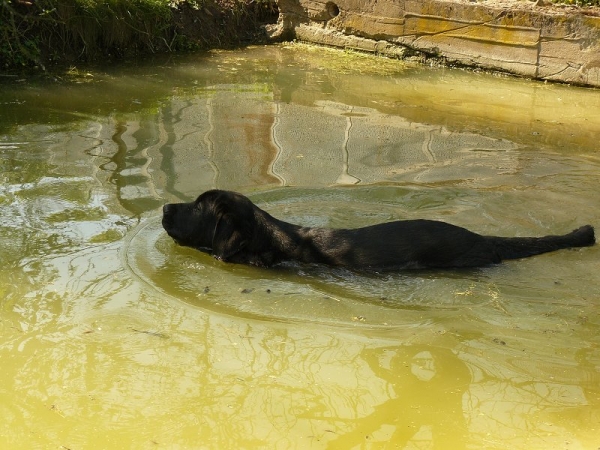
[273,0,600,87]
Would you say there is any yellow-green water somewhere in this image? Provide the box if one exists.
[1,44,599,449]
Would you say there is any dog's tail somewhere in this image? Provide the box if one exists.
[487,225,595,261]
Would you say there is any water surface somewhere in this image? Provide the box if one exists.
[1,44,599,449]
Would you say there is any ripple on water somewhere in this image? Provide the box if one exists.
[122,188,502,329]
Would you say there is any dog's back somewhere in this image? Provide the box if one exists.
[163,190,595,270]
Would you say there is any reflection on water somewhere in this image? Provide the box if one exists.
[1,44,599,449]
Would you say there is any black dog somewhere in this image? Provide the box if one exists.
[162,189,595,270]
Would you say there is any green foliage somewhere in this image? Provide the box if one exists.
[1,1,42,68]
[50,0,175,55]
[1,0,276,71]
[552,0,600,5]
[1,0,189,70]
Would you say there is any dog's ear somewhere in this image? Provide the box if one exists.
[206,191,256,262]
[211,213,249,261]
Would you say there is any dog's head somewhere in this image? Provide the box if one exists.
[162,190,256,261]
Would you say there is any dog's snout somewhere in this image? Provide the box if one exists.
[163,203,174,215]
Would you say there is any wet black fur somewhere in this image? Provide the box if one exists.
[162,190,595,270]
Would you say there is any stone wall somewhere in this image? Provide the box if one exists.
[268,0,600,87]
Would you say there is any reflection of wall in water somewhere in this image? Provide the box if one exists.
[271,100,517,186]
[154,90,281,197]
[159,91,517,193]
[209,90,281,188]
[109,89,519,205]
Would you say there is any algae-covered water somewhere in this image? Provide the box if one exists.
[1,44,599,449]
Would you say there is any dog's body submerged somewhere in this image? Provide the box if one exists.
[162,190,595,270]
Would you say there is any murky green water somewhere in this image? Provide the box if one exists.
[1,44,599,449]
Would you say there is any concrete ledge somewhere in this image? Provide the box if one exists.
[268,0,600,87]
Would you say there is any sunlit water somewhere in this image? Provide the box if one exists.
[1,44,599,449]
